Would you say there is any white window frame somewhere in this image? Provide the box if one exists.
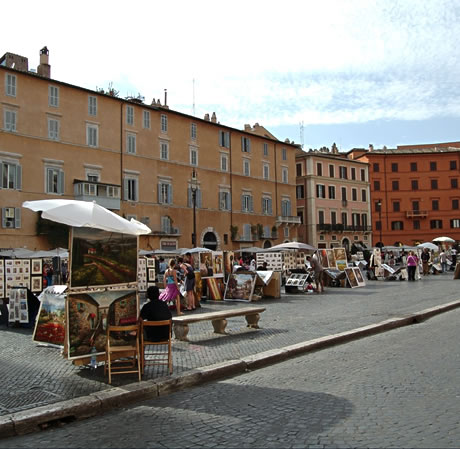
[317,184,326,199]
[3,109,17,132]
[48,85,59,108]
[45,166,65,195]
[219,130,230,148]
[190,123,197,140]
[284,226,290,238]
[241,136,251,153]
[161,114,168,133]
[262,196,273,215]
[127,133,136,154]
[143,110,150,129]
[281,198,291,217]
[126,105,134,125]
[281,148,287,161]
[243,158,251,176]
[88,96,97,116]
[241,193,253,213]
[219,190,231,211]
[86,123,98,148]
[190,146,198,166]
[220,153,229,172]
[282,166,288,184]
[48,117,60,140]
[263,163,269,180]
[124,176,139,202]
[1,160,22,190]
[158,181,173,205]
[160,141,169,160]
[6,73,16,97]
[2,207,21,229]
[263,143,268,157]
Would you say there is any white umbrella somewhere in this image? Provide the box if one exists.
[432,236,455,243]
[0,248,36,258]
[180,247,212,254]
[417,242,438,251]
[266,241,316,251]
[23,200,151,236]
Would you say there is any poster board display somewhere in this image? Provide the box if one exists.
[318,249,329,268]
[199,252,214,278]
[325,249,336,269]
[212,251,224,278]
[33,286,67,346]
[224,273,257,302]
[137,257,147,292]
[333,248,347,271]
[0,259,4,299]
[8,287,28,323]
[70,228,137,288]
[344,267,365,288]
[66,289,138,360]
[256,252,283,271]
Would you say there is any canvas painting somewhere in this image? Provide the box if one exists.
[353,267,366,287]
[319,249,329,268]
[199,252,213,277]
[70,228,137,288]
[212,251,224,278]
[224,251,235,276]
[333,248,347,271]
[344,267,359,288]
[326,249,336,269]
[224,273,256,302]
[33,289,66,346]
[32,259,42,275]
[66,289,138,359]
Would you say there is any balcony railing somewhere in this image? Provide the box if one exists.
[149,226,181,236]
[276,215,302,225]
[316,223,372,232]
[74,180,121,210]
[406,210,428,218]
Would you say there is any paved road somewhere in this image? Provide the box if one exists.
[1,299,459,448]
[1,273,459,416]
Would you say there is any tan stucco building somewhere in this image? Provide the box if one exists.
[0,48,299,251]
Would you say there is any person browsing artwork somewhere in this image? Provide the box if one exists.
[178,255,196,311]
[140,286,172,341]
[159,259,182,315]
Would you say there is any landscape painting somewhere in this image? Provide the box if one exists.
[70,228,137,288]
[224,273,256,302]
[33,290,66,346]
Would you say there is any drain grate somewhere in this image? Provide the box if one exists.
[0,389,62,414]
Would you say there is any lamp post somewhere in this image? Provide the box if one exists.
[191,169,198,247]
[377,200,382,245]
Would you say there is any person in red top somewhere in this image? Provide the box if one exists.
[407,250,418,281]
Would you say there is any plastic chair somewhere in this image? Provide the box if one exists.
[140,320,173,375]
[104,324,142,384]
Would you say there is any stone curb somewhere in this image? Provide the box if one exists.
[2,299,460,439]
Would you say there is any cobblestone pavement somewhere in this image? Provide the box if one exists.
[1,292,459,448]
[0,273,458,417]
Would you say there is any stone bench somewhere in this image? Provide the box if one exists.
[172,306,266,342]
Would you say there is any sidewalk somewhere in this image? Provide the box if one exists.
[1,273,459,437]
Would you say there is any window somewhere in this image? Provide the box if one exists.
[329,164,335,178]
[450,160,457,170]
[127,133,136,154]
[316,184,326,199]
[48,85,59,107]
[375,220,381,231]
[392,180,399,191]
[243,159,250,176]
[48,118,59,140]
[452,199,459,210]
[161,114,168,133]
[360,169,366,181]
[143,110,150,129]
[241,193,253,212]
[263,143,268,157]
[46,167,65,194]
[158,181,172,204]
[282,167,288,183]
[411,180,419,190]
[190,146,198,166]
[352,188,357,201]
[361,189,367,202]
[391,163,398,172]
[296,163,302,177]
[88,96,97,116]
[413,220,420,230]
[242,223,251,240]
[297,212,304,225]
[339,166,347,179]
[351,167,356,180]
[328,185,336,199]
[241,136,251,153]
[219,191,231,211]
[317,163,322,176]
[451,178,458,188]
[4,109,16,131]
[86,124,98,147]
[361,214,368,228]
[219,130,230,148]
[220,153,228,171]
[373,163,379,172]
[190,123,197,140]
[160,141,169,160]
[281,148,287,161]
[284,227,290,238]
[375,201,381,212]
[430,161,437,171]
[341,187,347,201]
[2,207,20,229]
[281,199,291,217]
[451,219,460,228]
[318,210,325,225]
[431,179,438,190]
[391,221,404,230]
[342,212,348,225]
[1,161,22,190]
[296,185,304,199]
[410,162,417,172]
[187,186,202,208]
[262,197,273,215]
[263,163,269,180]
[161,216,173,234]
[374,180,380,191]
[393,201,400,212]
[412,201,419,211]
[124,177,139,202]
[126,106,134,125]
[430,219,443,229]
[6,73,16,97]
[432,199,439,210]
[331,211,337,225]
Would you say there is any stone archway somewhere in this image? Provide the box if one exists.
[263,240,272,249]
[342,238,350,252]
[202,230,218,250]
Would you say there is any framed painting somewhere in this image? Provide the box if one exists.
[32,259,43,275]
[224,273,256,302]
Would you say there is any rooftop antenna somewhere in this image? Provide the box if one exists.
[192,78,196,116]
[299,121,304,149]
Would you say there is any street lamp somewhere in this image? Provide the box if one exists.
[377,200,382,245]
[191,169,198,247]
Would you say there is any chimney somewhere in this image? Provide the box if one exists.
[211,112,217,123]
[369,144,374,151]
[37,46,50,78]
[164,89,167,106]
[244,124,251,131]
[204,113,210,121]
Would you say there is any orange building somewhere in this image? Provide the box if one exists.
[357,146,460,246]
[0,48,299,251]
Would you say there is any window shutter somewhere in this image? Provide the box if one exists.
[197,189,202,208]
[187,187,192,207]
[249,195,254,212]
[241,136,244,151]
[15,164,22,190]
[58,170,64,194]
[1,208,5,228]
[15,208,21,228]
[269,199,273,215]
[241,194,244,211]
[287,201,291,216]
[168,184,173,205]
[219,192,223,210]
[124,179,130,201]
[47,168,53,193]
[225,132,230,148]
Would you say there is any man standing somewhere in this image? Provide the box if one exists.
[309,252,325,294]
[421,248,431,275]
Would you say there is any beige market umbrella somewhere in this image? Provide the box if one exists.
[266,241,316,251]
[432,236,455,243]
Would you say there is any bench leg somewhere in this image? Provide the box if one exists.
[174,323,190,341]
[212,318,227,334]
[245,313,261,329]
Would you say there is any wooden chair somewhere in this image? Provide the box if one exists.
[104,324,142,384]
[140,320,173,375]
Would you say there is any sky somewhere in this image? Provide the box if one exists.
[3,0,460,151]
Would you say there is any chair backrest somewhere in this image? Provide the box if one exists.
[141,320,172,343]
[108,324,140,333]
